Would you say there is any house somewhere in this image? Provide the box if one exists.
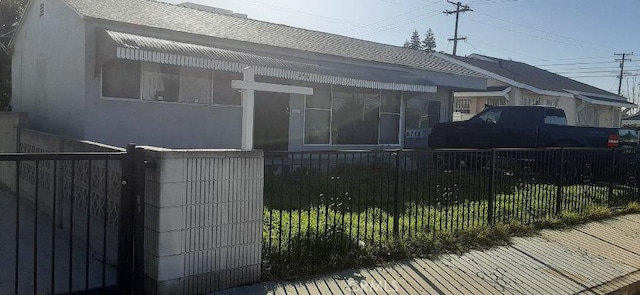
[436,53,636,127]
[622,113,640,127]
[9,0,487,151]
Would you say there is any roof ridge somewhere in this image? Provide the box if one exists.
[126,0,422,53]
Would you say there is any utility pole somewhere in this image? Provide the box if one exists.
[615,52,633,96]
[444,1,472,56]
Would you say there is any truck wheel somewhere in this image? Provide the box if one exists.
[434,152,460,170]
[553,159,580,185]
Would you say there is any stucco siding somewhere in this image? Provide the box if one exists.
[82,22,243,148]
[11,0,86,138]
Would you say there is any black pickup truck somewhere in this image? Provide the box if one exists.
[429,106,635,149]
[428,106,639,183]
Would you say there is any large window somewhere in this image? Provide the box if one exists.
[102,60,241,106]
[213,70,242,105]
[102,59,141,99]
[304,84,331,144]
[379,91,401,144]
[304,85,403,145]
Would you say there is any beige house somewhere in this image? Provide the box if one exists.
[437,54,636,127]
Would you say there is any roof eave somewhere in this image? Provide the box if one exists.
[434,53,574,98]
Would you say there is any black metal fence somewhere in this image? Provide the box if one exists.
[0,145,146,295]
[263,148,639,258]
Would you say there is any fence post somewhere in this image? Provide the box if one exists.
[487,149,496,226]
[118,144,137,294]
[393,150,402,239]
[556,149,564,216]
[132,146,146,295]
[608,148,616,208]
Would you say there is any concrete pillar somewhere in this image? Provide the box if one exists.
[143,148,264,294]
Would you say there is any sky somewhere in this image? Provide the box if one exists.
[162,0,640,99]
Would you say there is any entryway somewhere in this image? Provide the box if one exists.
[254,91,290,151]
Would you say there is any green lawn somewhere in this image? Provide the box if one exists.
[261,163,639,280]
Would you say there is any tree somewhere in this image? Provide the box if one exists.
[422,28,437,53]
[408,29,421,50]
[403,40,411,48]
[0,0,28,111]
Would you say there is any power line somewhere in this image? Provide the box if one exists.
[466,18,609,53]
[443,1,472,56]
[567,74,640,78]
[533,60,638,67]
[468,0,519,4]
[553,69,640,75]
[352,9,443,37]
[472,11,620,53]
[341,1,442,35]
[616,52,634,96]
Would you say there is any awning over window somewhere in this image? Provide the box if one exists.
[453,86,511,100]
[96,30,437,93]
[565,89,637,108]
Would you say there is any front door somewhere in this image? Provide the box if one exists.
[254,91,290,151]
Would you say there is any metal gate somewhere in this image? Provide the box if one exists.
[0,145,146,294]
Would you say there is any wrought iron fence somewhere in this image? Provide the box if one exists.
[0,146,146,295]
[263,148,640,261]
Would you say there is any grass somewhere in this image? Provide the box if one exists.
[261,162,640,281]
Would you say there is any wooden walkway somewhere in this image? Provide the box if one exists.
[212,214,640,295]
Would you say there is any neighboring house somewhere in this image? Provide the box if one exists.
[436,53,636,127]
[622,113,640,127]
[9,0,486,151]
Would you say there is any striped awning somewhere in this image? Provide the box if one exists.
[96,30,437,93]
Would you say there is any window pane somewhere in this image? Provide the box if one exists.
[331,87,380,145]
[213,70,242,105]
[379,114,400,144]
[427,100,441,127]
[381,90,401,113]
[479,109,501,124]
[102,59,140,99]
[179,67,212,104]
[142,63,180,102]
[305,84,331,109]
[304,109,330,144]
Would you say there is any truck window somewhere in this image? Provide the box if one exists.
[499,107,539,126]
[478,108,501,124]
[544,108,567,125]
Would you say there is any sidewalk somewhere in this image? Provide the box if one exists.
[213,214,640,295]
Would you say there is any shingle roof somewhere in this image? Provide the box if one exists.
[449,54,621,98]
[62,0,482,77]
[623,113,640,121]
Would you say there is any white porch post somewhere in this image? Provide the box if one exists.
[241,67,256,151]
[234,67,313,151]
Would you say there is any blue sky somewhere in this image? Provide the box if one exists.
[163,0,640,98]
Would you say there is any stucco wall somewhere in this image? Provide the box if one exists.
[11,0,86,138]
[81,22,243,149]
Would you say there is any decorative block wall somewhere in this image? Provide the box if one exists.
[143,148,264,295]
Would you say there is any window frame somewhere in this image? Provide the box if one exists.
[99,60,242,108]
[302,85,403,147]
[454,98,472,114]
